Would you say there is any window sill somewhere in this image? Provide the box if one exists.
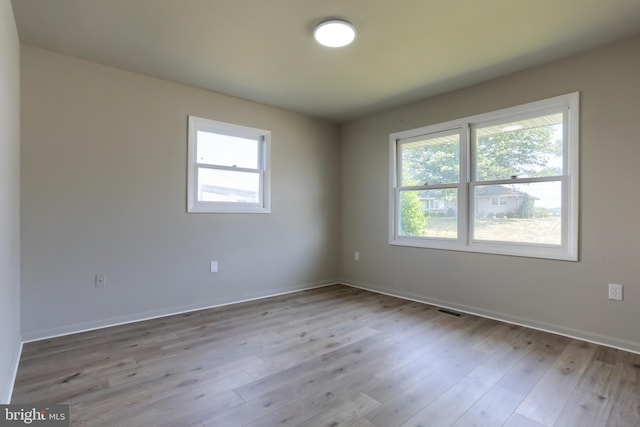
[389,237,577,261]
[187,203,270,214]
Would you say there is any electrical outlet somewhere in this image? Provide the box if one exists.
[210,261,218,273]
[95,273,106,288]
[608,283,623,301]
[354,251,360,261]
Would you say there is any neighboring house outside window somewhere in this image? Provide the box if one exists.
[480,187,532,217]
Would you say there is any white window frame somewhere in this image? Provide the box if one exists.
[389,92,579,261]
[187,115,271,213]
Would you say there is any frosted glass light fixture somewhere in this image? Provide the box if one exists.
[314,20,356,48]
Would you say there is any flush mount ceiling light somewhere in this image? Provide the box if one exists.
[314,19,356,48]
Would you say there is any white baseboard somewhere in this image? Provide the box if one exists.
[22,280,338,343]
[339,279,640,355]
[1,337,22,404]
[21,277,639,359]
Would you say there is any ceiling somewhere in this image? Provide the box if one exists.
[11,0,640,123]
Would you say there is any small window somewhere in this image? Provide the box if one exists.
[490,197,508,206]
[390,93,579,261]
[187,116,270,213]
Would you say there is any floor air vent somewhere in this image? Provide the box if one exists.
[437,308,463,317]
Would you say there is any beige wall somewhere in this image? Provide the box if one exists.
[0,0,21,403]
[20,46,340,340]
[339,35,640,352]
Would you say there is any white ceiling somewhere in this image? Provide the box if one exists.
[11,0,640,123]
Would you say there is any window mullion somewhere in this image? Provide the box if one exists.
[460,124,470,245]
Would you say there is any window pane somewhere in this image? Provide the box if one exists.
[400,189,457,238]
[473,182,562,245]
[474,113,563,181]
[401,133,459,186]
[198,168,259,203]
[197,131,259,169]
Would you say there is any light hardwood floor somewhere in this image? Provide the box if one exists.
[12,285,640,426]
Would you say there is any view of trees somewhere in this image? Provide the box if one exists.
[400,192,426,236]
[475,126,561,180]
[399,122,562,237]
[402,126,560,186]
[401,135,459,187]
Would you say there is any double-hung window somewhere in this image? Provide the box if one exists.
[187,116,270,213]
[390,93,579,260]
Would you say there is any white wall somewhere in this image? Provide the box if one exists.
[20,46,340,340]
[0,0,21,404]
[340,35,640,353]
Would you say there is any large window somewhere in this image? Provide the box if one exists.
[187,116,270,213]
[389,93,579,260]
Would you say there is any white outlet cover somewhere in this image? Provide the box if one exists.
[210,261,218,273]
[608,283,623,301]
[95,273,106,288]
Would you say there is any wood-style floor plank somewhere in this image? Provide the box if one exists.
[516,340,598,425]
[399,365,503,427]
[503,413,547,427]
[11,284,640,426]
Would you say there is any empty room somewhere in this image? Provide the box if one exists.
[2,0,640,426]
